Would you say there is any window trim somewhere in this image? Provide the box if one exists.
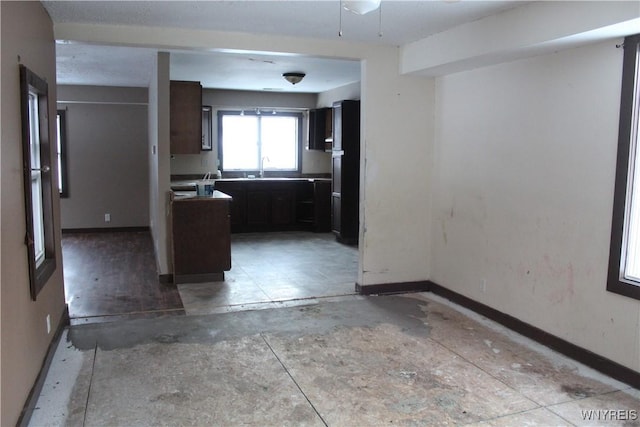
[57,109,69,198]
[20,65,56,300]
[217,109,303,175]
[607,34,640,300]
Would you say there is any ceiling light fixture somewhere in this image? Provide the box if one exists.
[342,0,380,15]
[283,72,306,85]
[339,0,383,38]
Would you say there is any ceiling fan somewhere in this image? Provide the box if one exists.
[339,0,383,37]
[342,0,381,15]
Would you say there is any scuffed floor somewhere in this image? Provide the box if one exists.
[28,293,639,426]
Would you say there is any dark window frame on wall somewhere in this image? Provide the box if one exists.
[57,109,69,198]
[20,64,57,300]
[607,34,640,300]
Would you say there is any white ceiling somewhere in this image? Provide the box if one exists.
[44,0,529,93]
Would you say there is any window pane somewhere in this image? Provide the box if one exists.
[29,92,45,266]
[625,103,640,281]
[222,115,259,170]
[261,116,298,170]
[57,113,62,193]
[31,175,45,266]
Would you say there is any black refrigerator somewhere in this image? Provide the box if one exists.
[331,100,360,244]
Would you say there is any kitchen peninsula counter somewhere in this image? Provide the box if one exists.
[170,190,232,284]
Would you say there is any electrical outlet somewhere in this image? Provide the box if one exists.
[46,314,51,334]
[481,279,487,293]
[105,213,111,223]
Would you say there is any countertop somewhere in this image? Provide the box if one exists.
[171,190,232,201]
[219,177,331,182]
[170,177,331,191]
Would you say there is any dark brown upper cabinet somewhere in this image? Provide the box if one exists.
[170,80,202,154]
[308,107,332,151]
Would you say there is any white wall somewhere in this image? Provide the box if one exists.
[58,85,149,229]
[432,40,640,371]
[359,52,434,286]
[1,2,67,425]
[401,1,640,76]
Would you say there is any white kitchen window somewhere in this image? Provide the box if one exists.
[218,110,302,173]
[608,34,640,300]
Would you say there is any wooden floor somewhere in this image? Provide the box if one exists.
[62,231,184,324]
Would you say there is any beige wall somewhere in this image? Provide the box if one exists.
[58,85,149,229]
[170,88,328,176]
[1,2,67,425]
[149,52,172,275]
[431,40,640,372]
[317,81,361,109]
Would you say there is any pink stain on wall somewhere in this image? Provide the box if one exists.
[542,254,575,304]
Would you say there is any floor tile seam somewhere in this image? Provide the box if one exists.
[425,334,543,411]
[543,401,596,426]
[197,293,352,311]
[184,294,363,316]
[81,343,98,427]
[70,307,186,320]
[259,333,329,427]
[248,281,273,302]
[266,292,356,304]
[459,406,578,427]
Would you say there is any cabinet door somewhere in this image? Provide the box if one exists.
[170,81,202,154]
[215,182,246,228]
[272,190,294,225]
[313,181,331,232]
[308,109,320,150]
[332,155,342,195]
[308,108,330,150]
[247,191,270,225]
[332,195,341,234]
[332,103,342,150]
[172,199,231,274]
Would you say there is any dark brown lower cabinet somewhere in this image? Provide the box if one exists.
[271,190,294,225]
[214,179,331,233]
[247,190,270,225]
[171,192,232,283]
[219,182,245,227]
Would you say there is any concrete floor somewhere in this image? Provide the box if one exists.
[29,293,639,426]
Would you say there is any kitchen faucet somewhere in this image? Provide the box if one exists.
[260,156,270,178]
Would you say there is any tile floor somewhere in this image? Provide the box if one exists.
[29,293,639,426]
[177,232,359,315]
